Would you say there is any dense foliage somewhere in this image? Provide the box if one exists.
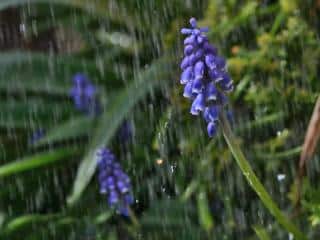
[0,0,319,239]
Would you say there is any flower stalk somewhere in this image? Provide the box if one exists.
[220,113,307,240]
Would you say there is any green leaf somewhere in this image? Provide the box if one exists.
[67,56,173,205]
[3,214,62,234]
[0,51,119,89]
[34,116,96,147]
[253,225,272,240]
[197,190,214,232]
[0,148,77,178]
[0,0,129,25]
[0,100,74,129]
[0,52,40,67]
[0,0,104,12]
[94,211,113,225]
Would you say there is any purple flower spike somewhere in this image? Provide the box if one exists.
[179,18,234,137]
[70,73,101,116]
[97,148,134,216]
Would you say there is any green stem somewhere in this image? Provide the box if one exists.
[128,207,140,229]
[219,113,306,240]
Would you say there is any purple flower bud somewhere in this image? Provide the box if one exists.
[219,73,234,92]
[194,49,204,60]
[99,181,109,194]
[184,35,196,45]
[190,93,205,115]
[207,122,217,137]
[197,35,205,44]
[183,82,193,98]
[209,69,224,82]
[193,29,201,35]
[194,61,204,79]
[192,78,204,93]
[180,66,193,84]
[108,191,119,205]
[181,28,193,34]
[184,45,194,55]
[205,83,218,101]
[205,54,216,69]
[188,53,197,65]
[190,18,197,28]
[204,106,219,122]
[180,56,190,69]
[117,181,129,193]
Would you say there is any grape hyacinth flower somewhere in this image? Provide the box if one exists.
[29,128,45,145]
[69,73,101,116]
[180,18,234,137]
[97,148,134,216]
[118,120,133,144]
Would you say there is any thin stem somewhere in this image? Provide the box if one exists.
[128,207,140,229]
[219,113,307,240]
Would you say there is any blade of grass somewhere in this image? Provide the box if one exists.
[0,148,77,178]
[34,116,96,147]
[220,113,307,240]
[253,225,272,240]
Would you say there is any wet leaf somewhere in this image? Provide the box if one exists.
[0,148,77,178]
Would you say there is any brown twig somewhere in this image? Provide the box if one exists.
[294,96,320,211]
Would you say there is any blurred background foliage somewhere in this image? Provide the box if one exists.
[0,0,319,239]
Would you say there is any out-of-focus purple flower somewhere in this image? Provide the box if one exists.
[70,73,101,116]
[97,148,134,216]
[180,18,234,137]
[29,129,45,145]
[117,120,133,144]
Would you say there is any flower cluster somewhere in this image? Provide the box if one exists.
[69,73,101,116]
[97,148,134,216]
[180,18,234,137]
